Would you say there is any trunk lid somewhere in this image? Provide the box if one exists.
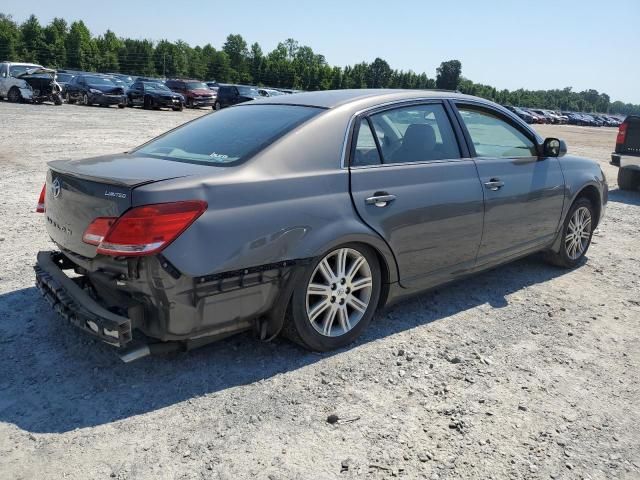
[45,154,214,257]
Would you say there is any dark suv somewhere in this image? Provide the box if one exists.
[165,79,216,109]
[214,84,261,110]
[611,116,640,190]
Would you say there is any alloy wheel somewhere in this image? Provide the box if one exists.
[305,248,373,337]
[83,94,89,105]
[565,206,592,260]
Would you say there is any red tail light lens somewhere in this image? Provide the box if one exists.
[83,217,116,245]
[95,200,207,256]
[36,183,46,213]
[616,121,628,145]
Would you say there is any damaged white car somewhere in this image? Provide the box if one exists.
[0,62,63,105]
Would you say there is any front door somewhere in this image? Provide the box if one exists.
[349,101,485,289]
[453,103,565,265]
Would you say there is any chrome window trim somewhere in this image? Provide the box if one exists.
[340,96,472,169]
[349,157,472,170]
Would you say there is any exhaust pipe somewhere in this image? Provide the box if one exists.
[119,342,184,363]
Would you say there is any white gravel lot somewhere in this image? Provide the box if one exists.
[0,101,639,480]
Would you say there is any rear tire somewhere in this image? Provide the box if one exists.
[283,244,382,351]
[544,197,595,268]
[53,93,63,106]
[7,87,21,103]
[617,167,640,191]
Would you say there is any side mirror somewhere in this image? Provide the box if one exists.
[542,138,567,158]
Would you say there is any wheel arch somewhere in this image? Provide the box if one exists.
[574,184,602,228]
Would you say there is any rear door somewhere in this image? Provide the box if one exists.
[452,102,565,264]
[349,101,485,289]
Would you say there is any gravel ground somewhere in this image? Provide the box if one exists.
[0,102,639,480]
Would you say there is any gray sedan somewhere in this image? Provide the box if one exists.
[34,90,608,359]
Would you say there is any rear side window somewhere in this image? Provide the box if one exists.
[133,105,323,166]
[365,103,461,164]
[457,106,536,158]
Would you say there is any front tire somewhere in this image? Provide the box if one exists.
[82,93,90,106]
[618,168,640,191]
[7,87,21,103]
[545,198,595,268]
[283,244,382,351]
[214,101,221,111]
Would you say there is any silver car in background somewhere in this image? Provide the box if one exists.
[34,90,608,359]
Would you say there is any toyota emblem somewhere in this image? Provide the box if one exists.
[52,178,61,198]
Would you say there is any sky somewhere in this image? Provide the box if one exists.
[3,0,640,103]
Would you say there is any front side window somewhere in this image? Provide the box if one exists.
[457,107,537,158]
[133,104,322,166]
[367,103,461,164]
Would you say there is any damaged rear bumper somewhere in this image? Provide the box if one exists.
[34,251,133,347]
[34,249,305,351]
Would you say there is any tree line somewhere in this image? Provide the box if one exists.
[1,13,638,115]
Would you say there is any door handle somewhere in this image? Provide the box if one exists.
[365,193,396,207]
[483,179,504,191]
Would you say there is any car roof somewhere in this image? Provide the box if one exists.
[3,62,42,67]
[251,88,479,110]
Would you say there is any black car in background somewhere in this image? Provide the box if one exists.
[127,81,184,110]
[214,84,260,110]
[611,115,640,189]
[65,74,126,107]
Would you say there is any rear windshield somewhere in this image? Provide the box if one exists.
[132,104,322,165]
[238,86,259,96]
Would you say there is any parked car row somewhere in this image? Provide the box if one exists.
[504,104,622,127]
[1,61,295,111]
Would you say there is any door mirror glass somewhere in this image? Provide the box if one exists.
[543,137,567,157]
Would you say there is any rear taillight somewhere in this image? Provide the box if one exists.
[616,121,628,145]
[36,184,46,213]
[90,201,207,257]
[82,217,116,245]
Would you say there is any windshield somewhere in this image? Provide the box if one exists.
[133,104,322,165]
[10,65,41,77]
[85,76,116,86]
[238,86,259,96]
[144,82,170,91]
[185,81,208,90]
